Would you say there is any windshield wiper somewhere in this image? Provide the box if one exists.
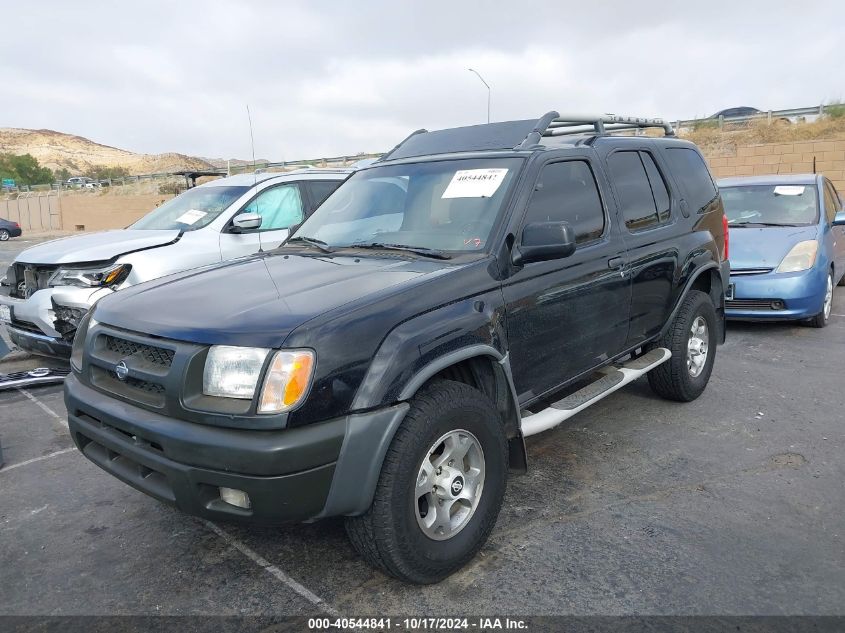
[344,242,452,260]
[286,236,335,253]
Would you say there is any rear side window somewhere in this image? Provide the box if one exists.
[607,151,670,231]
[666,148,718,212]
[306,180,342,211]
[523,160,605,244]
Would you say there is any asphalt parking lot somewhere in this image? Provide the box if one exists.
[1,234,843,616]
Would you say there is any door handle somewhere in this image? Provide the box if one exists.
[608,256,625,270]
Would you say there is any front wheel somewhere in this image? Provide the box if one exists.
[0,229,9,241]
[807,272,833,328]
[345,380,508,584]
[648,290,717,402]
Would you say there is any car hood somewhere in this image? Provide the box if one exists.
[16,230,181,265]
[729,224,819,270]
[93,252,449,348]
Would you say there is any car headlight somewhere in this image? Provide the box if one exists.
[202,345,315,413]
[50,263,131,288]
[203,346,270,399]
[257,350,315,414]
[777,240,818,273]
[70,311,97,372]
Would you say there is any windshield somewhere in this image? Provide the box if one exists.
[721,184,818,226]
[130,185,250,231]
[287,157,524,254]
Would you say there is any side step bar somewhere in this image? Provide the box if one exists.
[521,348,671,438]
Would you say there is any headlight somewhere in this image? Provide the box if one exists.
[777,240,818,273]
[50,263,131,288]
[70,311,97,372]
[258,350,315,414]
[203,346,269,399]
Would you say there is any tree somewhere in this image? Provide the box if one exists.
[53,167,72,182]
[0,153,55,186]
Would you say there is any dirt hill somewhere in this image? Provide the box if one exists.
[0,128,214,176]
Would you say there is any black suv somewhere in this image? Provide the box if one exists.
[64,112,730,584]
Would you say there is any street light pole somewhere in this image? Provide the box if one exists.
[468,68,491,123]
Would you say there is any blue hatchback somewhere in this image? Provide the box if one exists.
[720,174,845,327]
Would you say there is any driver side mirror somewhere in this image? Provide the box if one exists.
[513,221,577,265]
[231,212,262,232]
[833,210,845,227]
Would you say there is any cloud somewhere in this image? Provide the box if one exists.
[1,0,842,161]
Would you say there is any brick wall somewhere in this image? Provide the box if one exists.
[703,139,845,192]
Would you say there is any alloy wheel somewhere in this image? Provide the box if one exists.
[414,429,485,541]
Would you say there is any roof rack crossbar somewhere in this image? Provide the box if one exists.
[537,113,675,138]
[544,122,668,136]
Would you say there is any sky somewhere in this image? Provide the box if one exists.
[1,0,842,162]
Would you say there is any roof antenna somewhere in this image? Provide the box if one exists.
[246,104,264,253]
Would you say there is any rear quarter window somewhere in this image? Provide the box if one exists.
[666,148,718,213]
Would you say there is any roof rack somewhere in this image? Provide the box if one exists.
[519,112,675,147]
[378,111,675,161]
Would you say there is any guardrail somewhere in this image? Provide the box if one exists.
[672,104,829,130]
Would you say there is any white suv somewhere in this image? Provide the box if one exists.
[1,168,349,356]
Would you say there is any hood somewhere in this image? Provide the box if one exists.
[729,224,819,270]
[93,253,447,348]
[16,230,181,265]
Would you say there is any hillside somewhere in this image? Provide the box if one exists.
[0,128,214,176]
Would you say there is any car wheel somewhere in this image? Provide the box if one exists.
[648,290,717,402]
[808,272,833,328]
[345,379,508,584]
[0,229,9,241]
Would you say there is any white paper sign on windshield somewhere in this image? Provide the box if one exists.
[773,185,805,196]
[175,209,208,225]
[442,169,508,199]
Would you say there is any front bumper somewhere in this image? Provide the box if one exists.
[64,373,409,523]
[726,267,828,321]
[0,286,107,357]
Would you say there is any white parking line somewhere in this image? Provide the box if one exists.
[17,388,68,430]
[8,383,334,614]
[203,519,339,616]
[0,447,75,474]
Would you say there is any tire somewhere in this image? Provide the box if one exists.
[807,272,833,328]
[648,289,717,402]
[0,229,9,241]
[345,380,508,584]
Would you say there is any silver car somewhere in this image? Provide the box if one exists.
[0,168,349,356]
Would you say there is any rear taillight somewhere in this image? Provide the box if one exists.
[13,222,19,228]
[722,213,729,261]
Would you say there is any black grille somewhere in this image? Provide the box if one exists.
[726,298,783,310]
[125,376,166,395]
[90,365,167,407]
[103,335,174,367]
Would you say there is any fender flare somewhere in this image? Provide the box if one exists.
[319,346,528,518]
[660,262,722,339]
[398,344,528,475]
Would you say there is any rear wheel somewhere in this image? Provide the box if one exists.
[807,272,833,328]
[648,290,717,402]
[0,229,9,241]
[345,380,508,584]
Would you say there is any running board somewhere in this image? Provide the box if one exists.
[520,347,671,438]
